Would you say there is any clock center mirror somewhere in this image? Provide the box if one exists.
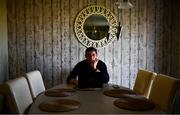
[83,14,109,40]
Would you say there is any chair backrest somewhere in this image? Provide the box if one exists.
[148,74,180,113]
[171,90,180,114]
[2,77,33,113]
[133,69,157,97]
[25,70,45,100]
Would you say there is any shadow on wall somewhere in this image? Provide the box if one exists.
[0,95,10,114]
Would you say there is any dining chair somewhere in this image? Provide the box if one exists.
[133,69,157,98]
[1,77,33,113]
[25,70,46,100]
[171,90,180,114]
[148,74,180,113]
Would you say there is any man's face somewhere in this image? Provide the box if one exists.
[85,51,97,63]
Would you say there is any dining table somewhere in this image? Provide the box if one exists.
[28,84,163,114]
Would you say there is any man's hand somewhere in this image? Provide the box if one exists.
[90,58,99,70]
[69,79,78,85]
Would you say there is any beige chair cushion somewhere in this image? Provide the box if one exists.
[26,70,45,100]
[2,77,33,113]
[133,69,157,97]
[149,74,180,113]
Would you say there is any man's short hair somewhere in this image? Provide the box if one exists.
[85,47,97,55]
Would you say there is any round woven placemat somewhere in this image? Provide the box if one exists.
[39,99,80,112]
[103,89,136,98]
[44,88,76,97]
[114,95,155,111]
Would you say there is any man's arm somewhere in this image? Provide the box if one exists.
[96,61,109,83]
[67,64,79,85]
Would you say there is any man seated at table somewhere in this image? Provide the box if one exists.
[67,47,109,88]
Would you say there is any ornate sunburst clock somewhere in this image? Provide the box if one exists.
[74,5,119,48]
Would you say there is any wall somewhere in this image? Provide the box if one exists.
[0,0,8,111]
[172,0,180,79]
[7,0,180,88]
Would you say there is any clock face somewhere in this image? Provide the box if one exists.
[74,5,118,48]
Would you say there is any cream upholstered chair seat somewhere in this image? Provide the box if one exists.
[148,74,180,113]
[133,69,157,98]
[25,70,45,100]
[2,77,33,113]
